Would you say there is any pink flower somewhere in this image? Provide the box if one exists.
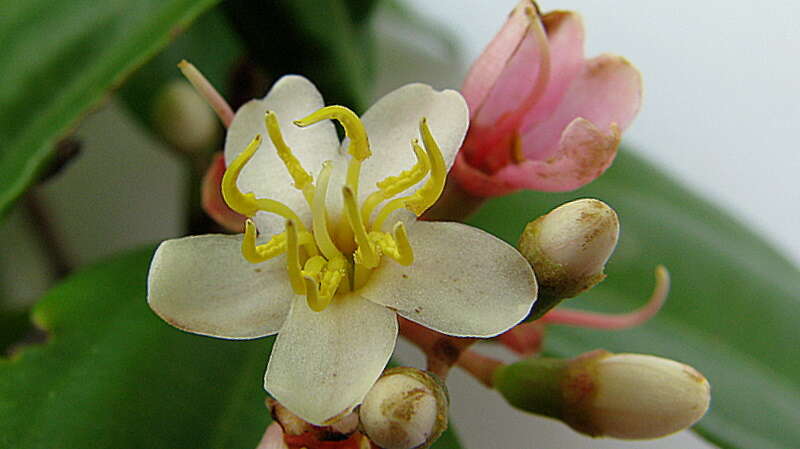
[452,1,642,197]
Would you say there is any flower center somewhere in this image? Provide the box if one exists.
[221,105,446,312]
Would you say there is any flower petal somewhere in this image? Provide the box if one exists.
[498,117,620,192]
[264,294,398,426]
[356,83,468,206]
[461,0,530,112]
[520,54,642,161]
[360,221,536,337]
[147,234,292,339]
[225,75,342,234]
[516,11,586,131]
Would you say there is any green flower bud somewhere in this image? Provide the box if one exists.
[493,350,711,439]
[359,368,448,449]
[518,198,619,319]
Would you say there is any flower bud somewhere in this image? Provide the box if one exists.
[152,79,220,153]
[359,368,448,449]
[518,198,619,318]
[493,350,711,440]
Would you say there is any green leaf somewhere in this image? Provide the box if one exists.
[0,246,272,448]
[225,0,375,111]
[0,0,221,219]
[468,150,800,449]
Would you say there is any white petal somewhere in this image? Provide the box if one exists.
[147,234,293,339]
[359,221,537,337]
[356,84,469,207]
[225,75,343,234]
[265,294,398,425]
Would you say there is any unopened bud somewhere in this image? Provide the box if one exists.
[152,79,220,153]
[359,368,448,449]
[493,350,711,440]
[518,198,619,318]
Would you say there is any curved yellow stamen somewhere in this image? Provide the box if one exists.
[265,111,314,204]
[369,222,414,266]
[222,135,308,228]
[361,139,430,226]
[242,219,287,263]
[312,161,342,260]
[405,118,446,215]
[343,186,378,268]
[371,118,447,229]
[302,255,327,281]
[285,220,306,294]
[294,106,371,161]
[302,276,328,312]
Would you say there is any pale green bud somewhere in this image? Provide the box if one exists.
[518,198,619,318]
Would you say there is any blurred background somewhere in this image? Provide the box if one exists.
[2,0,798,448]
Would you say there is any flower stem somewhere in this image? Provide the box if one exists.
[397,317,476,378]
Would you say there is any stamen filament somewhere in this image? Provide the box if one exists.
[312,161,342,260]
[361,139,430,226]
[285,220,306,293]
[222,135,307,229]
[303,276,331,312]
[343,186,378,268]
[242,219,287,263]
[294,106,371,160]
[264,111,315,205]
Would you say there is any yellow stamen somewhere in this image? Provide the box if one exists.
[371,118,447,229]
[343,186,379,268]
[369,222,414,266]
[285,220,306,294]
[222,135,307,227]
[319,255,347,299]
[303,276,328,312]
[405,118,446,215]
[294,106,371,160]
[361,139,430,225]
[242,219,287,263]
[302,255,327,281]
[311,161,342,260]
[264,111,315,204]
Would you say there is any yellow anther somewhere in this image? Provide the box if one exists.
[265,111,314,200]
[319,255,347,299]
[285,220,306,294]
[294,106,371,161]
[361,139,430,225]
[242,219,288,263]
[312,161,342,260]
[302,255,327,281]
[343,186,379,268]
[222,135,308,228]
[303,276,331,312]
[404,118,446,215]
[369,222,414,266]
[371,196,406,233]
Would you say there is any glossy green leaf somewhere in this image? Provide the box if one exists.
[0,246,463,448]
[0,247,272,448]
[469,150,800,449]
[0,0,220,218]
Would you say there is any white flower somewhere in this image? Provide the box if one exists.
[147,76,537,425]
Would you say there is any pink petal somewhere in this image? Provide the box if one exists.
[496,117,620,192]
[451,152,518,198]
[520,53,642,161]
[461,0,531,113]
[518,11,586,131]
